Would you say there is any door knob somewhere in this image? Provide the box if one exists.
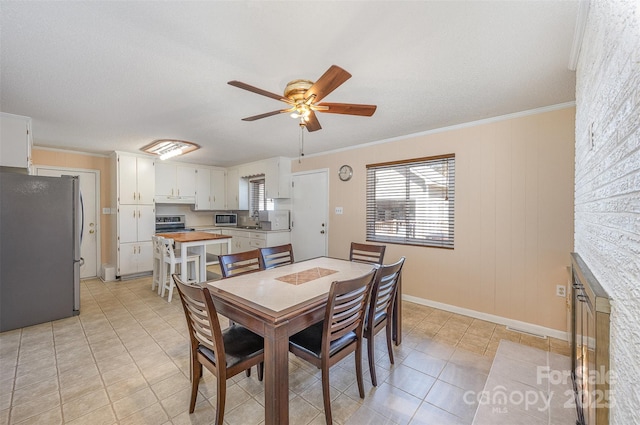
[89,230,95,234]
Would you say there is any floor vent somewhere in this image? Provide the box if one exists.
[505,326,547,339]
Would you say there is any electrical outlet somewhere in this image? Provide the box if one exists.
[556,285,566,297]
[335,207,343,215]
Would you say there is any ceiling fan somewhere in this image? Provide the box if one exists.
[228,65,377,132]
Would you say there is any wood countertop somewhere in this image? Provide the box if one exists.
[156,231,232,243]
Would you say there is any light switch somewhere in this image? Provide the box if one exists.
[102,207,111,215]
[335,207,343,215]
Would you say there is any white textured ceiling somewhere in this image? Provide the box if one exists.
[0,1,578,167]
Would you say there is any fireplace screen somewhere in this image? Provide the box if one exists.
[571,253,611,425]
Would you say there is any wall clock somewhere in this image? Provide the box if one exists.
[338,165,353,181]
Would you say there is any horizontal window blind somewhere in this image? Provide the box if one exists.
[366,154,455,249]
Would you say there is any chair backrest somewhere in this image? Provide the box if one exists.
[349,242,386,265]
[259,244,294,269]
[367,257,405,329]
[322,268,378,358]
[160,237,177,263]
[172,274,226,361]
[218,249,263,278]
[152,235,164,259]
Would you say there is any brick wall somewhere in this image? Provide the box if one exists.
[574,1,640,424]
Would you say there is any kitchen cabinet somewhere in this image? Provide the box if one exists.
[0,113,32,170]
[225,168,248,210]
[155,162,196,203]
[221,228,290,254]
[264,156,291,199]
[111,152,155,277]
[115,153,155,205]
[221,229,251,254]
[118,242,153,276]
[118,204,155,243]
[211,169,226,209]
[194,167,226,211]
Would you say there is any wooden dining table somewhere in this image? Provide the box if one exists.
[156,231,231,283]
[205,256,402,425]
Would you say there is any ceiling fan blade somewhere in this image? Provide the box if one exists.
[228,81,293,104]
[304,65,352,104]
[304,111,322,132]
[316,102,377,117]
[241,109,290,121]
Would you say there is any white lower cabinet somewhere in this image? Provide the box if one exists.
[118,241,153,276]
[221,229,290,254]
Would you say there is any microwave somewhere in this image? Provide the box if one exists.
[214,213,237,227]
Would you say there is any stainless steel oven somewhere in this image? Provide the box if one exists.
[155,215,194,233]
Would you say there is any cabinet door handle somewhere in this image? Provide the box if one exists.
[133,192,136,201]
[133,210,136,218]
[138,210,141,218]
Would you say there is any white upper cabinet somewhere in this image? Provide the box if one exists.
[264,156,291,199]
[211,168,226,210]
[0,113,32,170]
[155,162,196,203]
[194,167,226,211]
[116,153,155,205]
[225,168,248,210]
[195,167,211,210]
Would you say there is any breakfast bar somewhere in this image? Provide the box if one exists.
[155,231,231,283]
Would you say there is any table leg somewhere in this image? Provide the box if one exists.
[180,244,188,282]
[263,323,289,425]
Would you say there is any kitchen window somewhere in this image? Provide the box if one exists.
[366,154,455,249]
[249,177,274,218]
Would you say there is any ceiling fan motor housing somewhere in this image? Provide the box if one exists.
[284,79,314,101]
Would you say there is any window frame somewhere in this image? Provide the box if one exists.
[365,153,455,249]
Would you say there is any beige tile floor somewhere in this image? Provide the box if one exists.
[0,273,571,425]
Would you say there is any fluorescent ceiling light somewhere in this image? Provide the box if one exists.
[140,139,200,160]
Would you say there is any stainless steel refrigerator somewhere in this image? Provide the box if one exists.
[0,171,82,332]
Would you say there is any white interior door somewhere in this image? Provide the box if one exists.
[35,167,99,279]
[291,170,328,261]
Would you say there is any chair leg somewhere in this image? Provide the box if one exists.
[321,365,333,425]
[189,358,201,413]
[367,332,378,387]
[215,372,227,425]
[257,362,264,381]
[159,261,167,296]
[385,320,395,364]
[245,367,251,377]
[355,341,365,399]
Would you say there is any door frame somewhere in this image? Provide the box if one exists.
[33,165,101,278]
[291,168,330,259]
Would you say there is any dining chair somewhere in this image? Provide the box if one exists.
[364,256,405,386]
[172,274,264,425]
[349,242,386,265]
[259,243,294,269]
[159,237,200,302]
[288,268,378,425]
[218,249,263,278]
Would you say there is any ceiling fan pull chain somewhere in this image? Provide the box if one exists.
[298,122,305,163]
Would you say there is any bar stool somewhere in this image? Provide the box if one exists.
[151,235,164,292]
[159,237,200,302]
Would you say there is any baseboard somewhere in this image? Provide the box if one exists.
[402,294,569,341]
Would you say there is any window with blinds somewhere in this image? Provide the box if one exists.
[249,177,274,218]
[366,154,455,249]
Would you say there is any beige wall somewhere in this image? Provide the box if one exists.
[31,148,112,267]
[293,107,575,333]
